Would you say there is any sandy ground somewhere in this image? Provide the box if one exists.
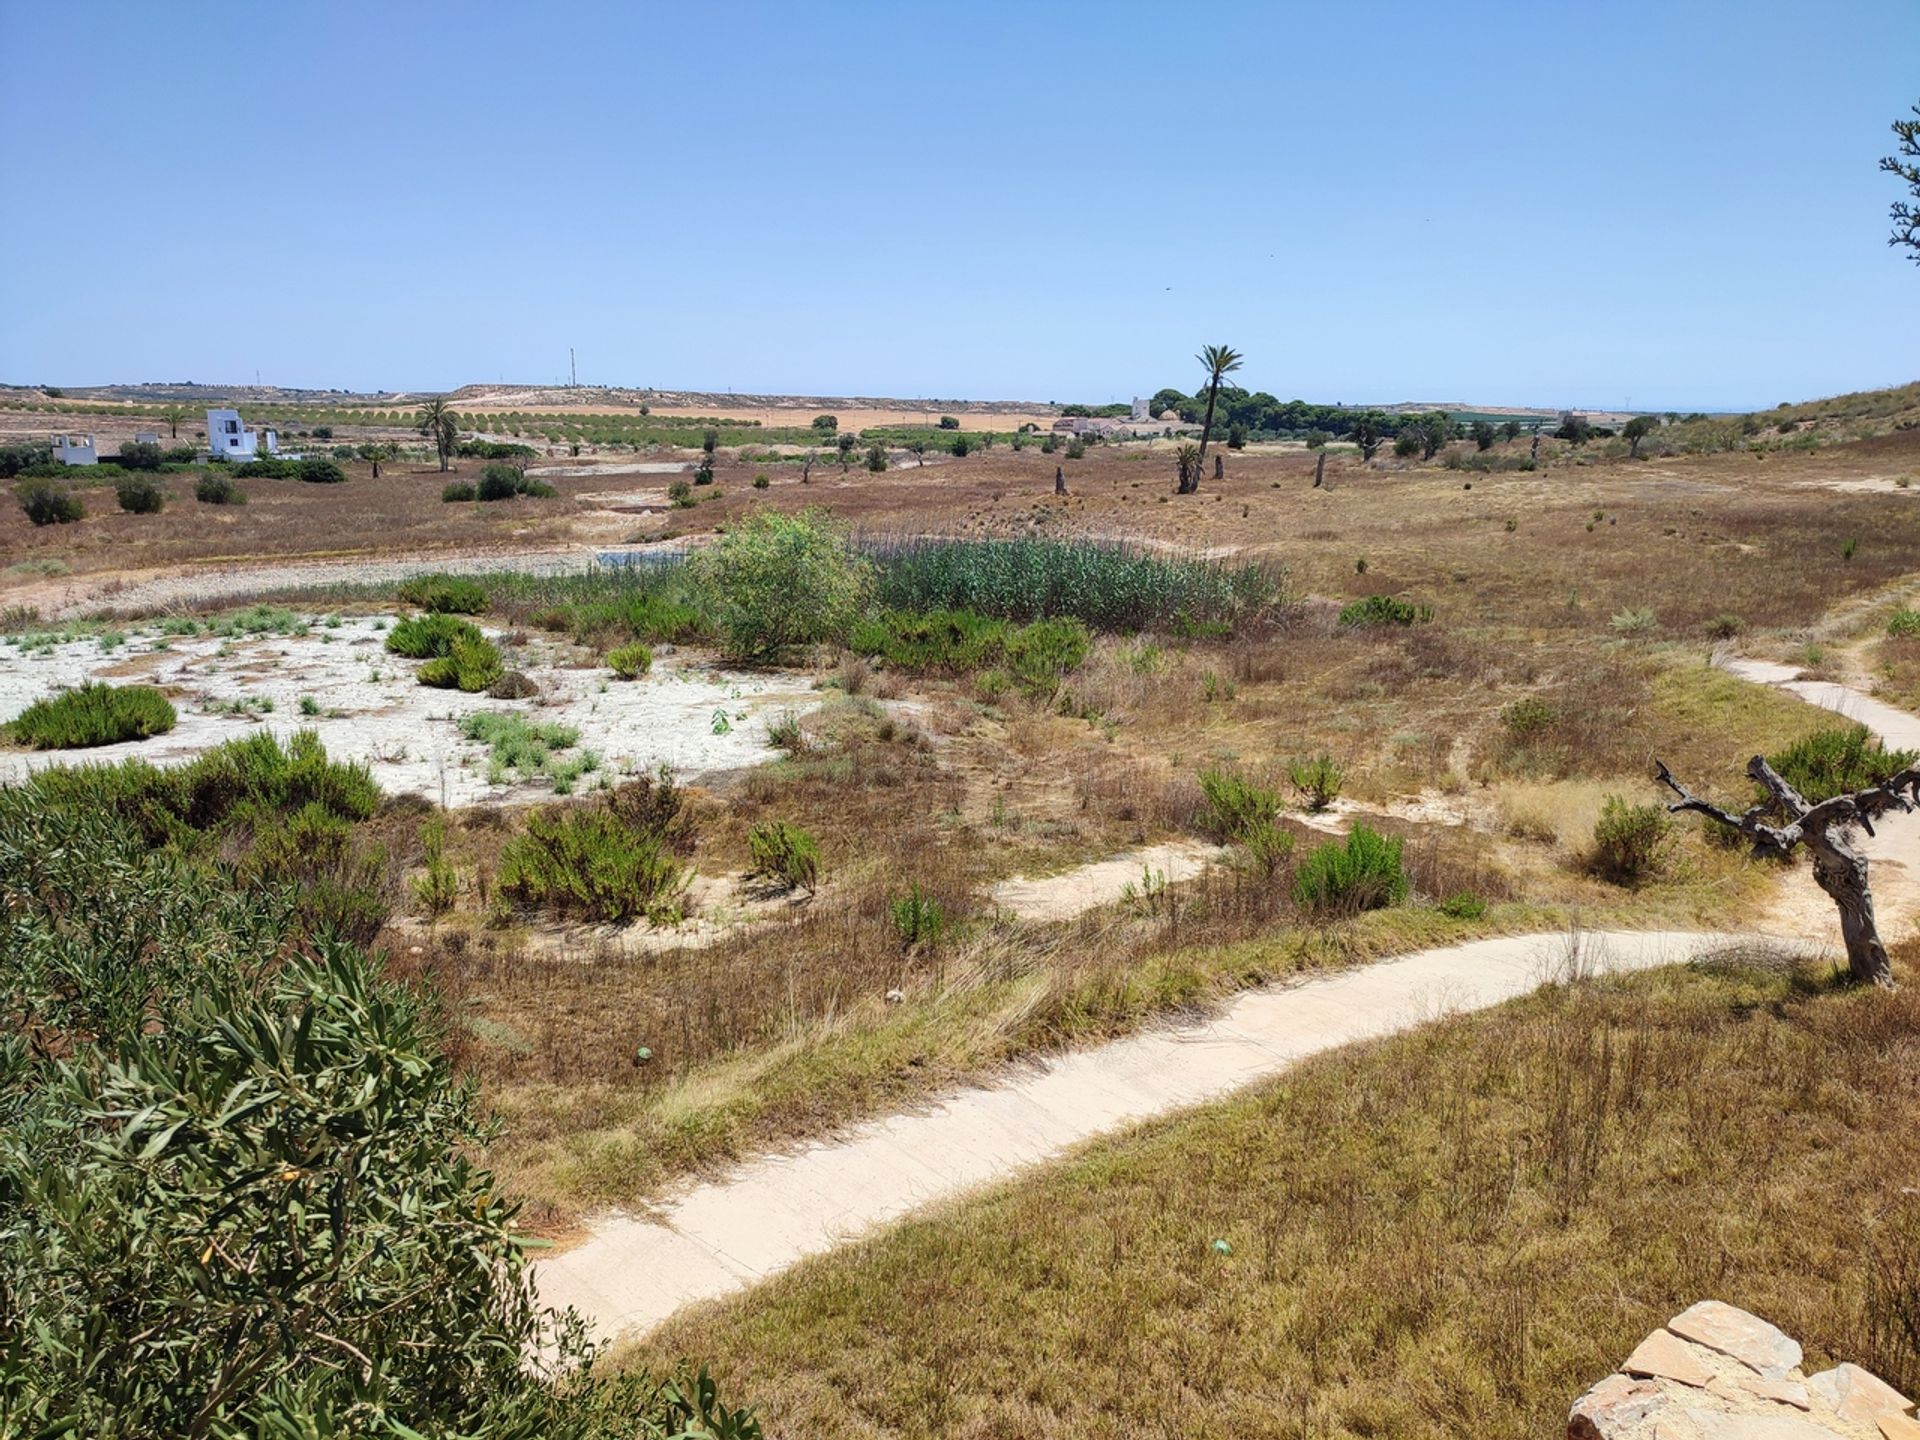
[532,657,1920,1346]
[988,841,1224,921]
[0,616,813,803]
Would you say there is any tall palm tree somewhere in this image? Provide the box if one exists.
[416,398,460,472]
[1189,344,1243,492]
[160,403,189,439]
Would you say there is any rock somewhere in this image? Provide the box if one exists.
[1570,1373,1668,1439]
[1706,1374,1813,1411]
[1668,1301,1804,1379]
[1624,1330,1716,1388]
[1681,1407,1852,1440]
[1807,1364,1915,1428]
[1878,1415,1920,1440]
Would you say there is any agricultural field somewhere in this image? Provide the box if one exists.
[9,379,1920,1438]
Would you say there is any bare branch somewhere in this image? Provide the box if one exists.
[1745,755,1812,818]
[1654,760,1799,859]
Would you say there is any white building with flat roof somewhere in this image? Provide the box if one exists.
[206,408,279,460]
[51,434,97,465]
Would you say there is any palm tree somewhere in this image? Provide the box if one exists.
[1189,344,1243,492]
[416,398,460,472]
[159,403,190,439]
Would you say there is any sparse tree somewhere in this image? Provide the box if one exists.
[1884,100,1920,262]
[1623,414,1656,458]
[908,439,927,466]
[1414,411,1451,460]
[1500,419,1522,443]
[1471,420,1496,451]
[811,413,838,433]
[1189,344,1243,488]
[415,398,459,472]
[1349,411,1385,463]
[1656,755,1918,988]
[357,440,395,478]
[159,403,189,439]
[1227,421,1248,450]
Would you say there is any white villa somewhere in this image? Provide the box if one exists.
[51,434,98,465]
[206,408,280,461]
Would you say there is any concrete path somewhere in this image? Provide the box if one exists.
[532,657,1914,1345]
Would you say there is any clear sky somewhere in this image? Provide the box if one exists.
[3,0,1916,410]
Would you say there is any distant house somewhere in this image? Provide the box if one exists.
[134,431,160,445]
[206,408,279,461]
[51,434,97,466]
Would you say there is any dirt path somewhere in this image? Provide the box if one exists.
[988,841,1223,921]
[532,655,1920,1346]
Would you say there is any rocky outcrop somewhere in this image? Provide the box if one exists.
[1570,1302,1915,1440]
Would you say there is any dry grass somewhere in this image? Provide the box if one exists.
[631,945,1920,1439]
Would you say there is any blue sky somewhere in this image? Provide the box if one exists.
[2,1,1916,410]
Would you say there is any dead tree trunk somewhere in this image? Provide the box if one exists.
[1054,465,1066,496]
[1314,451,1326,488]
[1214,453,1224,480]
[1656,754,1916,988]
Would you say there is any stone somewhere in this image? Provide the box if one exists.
[1570,1373,1668,1438]
[1668,1301,1804,1378]
[1681,1407,1853,1440]
[1807,1364,1915,1428]
[1708,1374,1813,1411]
[1878,1416,1920,1440]
[1624,1330,1716,1388]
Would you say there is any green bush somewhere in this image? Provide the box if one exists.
[244,454,294,478]
[1889,607,1920,638]
[397,573,489,614]
[1590,796,1672,884]
[477,465,520,501]
[669,479,694,507]
[114,473,166,513]
[417,632,504,692]
[1765,724,1919,805]
[847,609,1089,693]
[1197,767,1279,843]
[1337,594,1433,627]
[459,710,582,784]
[865,443,888,472]
[690,507,872,659]
[1287,754,1344,812]
[1292,825,1409,913]
[295,458,346,484]
[519,477,557,498]
[1438,891,1487,919]
[753,473,771,489]
[17,477,84,525]
[1500,696,1558,738]
[194,472,245,505]
[748,819,820,893]
[116,439,164,470]
[888,883,946,948]
[385,612,483,659]
[500,788,688,924]
[442,480,477,501]
[609,641,654,678]
[9,682,177,749]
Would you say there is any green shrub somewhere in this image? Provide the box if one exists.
[753,473,771,489]
[1610,606,1657,634]
[417,633,503,692]
[847,609,1089,694]
[116,439,164,470]
[476,465,520,501]
[519,477,557,498]
[295,458,346,484]
[748,819,820,893]
[1889,607,1920,638]
[865,443,888,472]
[385,613,482,659]
[194,472,245,505]
[1337,594,1433,627]
[1590,796,1672,884]
[889,883,946,948]
[1065,438,1086,460]
[1500,696,1558,738]
[1287,754,1344,812]
[1292,825,1409,913]
[669,480,695,507]
[114,474,166,513]
[9,682,177,749]
[412,817,459,917]
[1198,767,1279,844]
[609,641,653,679]
[244,454,294,478]
[442,480,477,502]
[17,477,84,526]
[396,574,489,615]
[1765,724,1919,805]
[459,710,582,784]
[690,508,873,659]
[1438,891,1487,919]
[500,790,688,924]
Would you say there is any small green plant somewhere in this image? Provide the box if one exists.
[397,574,489,614]
[1292,825,1408,913]
[1501,696,1559,738]
[608,642,653,679]
[1843,537,1859,561]
[1119,864,1172,917]
[8,682,177,748]
[386,613,483,659]
[767,709,806,753]
[1609,606,1656,634]
[747,819,820,893]
[711,710,733,735]
[1888,607,1920,638]
[1590,796,1672,884]
[1286,754,1344,812]
[1706,613,1747,640]
[114,474,166,514]
[412,817,460,918]
[442,480,477,502]
[865,443,888,472]
[753,472,770,489]
[298,695,321,716]
[669,480,695,508]
[1438,891,1487,920]
[889,884,946,949]
[1337,595,1433,627]
[459,710,582,785]
[1198,768,1290,872]
[195,472,245,505]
